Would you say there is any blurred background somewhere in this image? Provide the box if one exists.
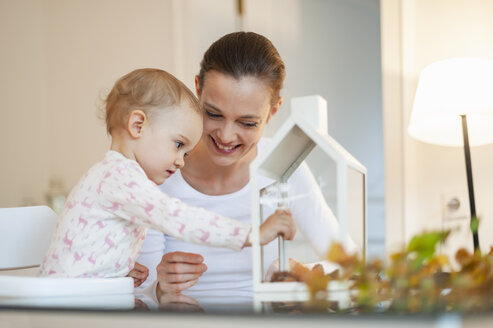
[6,0,492,262]
[0,0,385,258]
[0,0,493,264]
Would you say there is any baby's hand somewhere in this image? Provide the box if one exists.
[258,209,296,245]
[127,261,149,287]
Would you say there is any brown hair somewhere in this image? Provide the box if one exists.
[105,68,199,135]
[198,32,285,106]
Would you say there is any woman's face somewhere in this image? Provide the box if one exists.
[196,70,280,167]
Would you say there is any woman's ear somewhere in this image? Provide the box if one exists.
[194,75,201,97]
[266,97,283,123]
[127,110,147,138]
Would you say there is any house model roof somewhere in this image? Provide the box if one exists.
[250,95,366,181]
[250,95,368,294]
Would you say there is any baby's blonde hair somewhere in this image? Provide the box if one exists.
[105,68,200,135]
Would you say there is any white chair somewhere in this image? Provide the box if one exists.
[0,206,58,270]
[0,206,134,309]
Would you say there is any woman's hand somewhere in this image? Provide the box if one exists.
[258,209,296,245]
[127,261,149,287]
[158,292,204,312]
[155,251,207,298]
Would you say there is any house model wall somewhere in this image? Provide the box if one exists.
[250,95,367,294]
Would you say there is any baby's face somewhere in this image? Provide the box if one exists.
[134,105,202,185]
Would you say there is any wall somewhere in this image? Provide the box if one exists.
[243,0,384,258]
[169,0,237,90]
[0,0,49,207]
[0,0,175,207]
[1,0,384,258]
[381,0,493,258]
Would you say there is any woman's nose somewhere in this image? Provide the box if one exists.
[216,121,236,144]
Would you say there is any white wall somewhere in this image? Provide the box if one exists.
[1,0,175,207]
[244,0,384,258]
[1,0,384,258]
[0,0,49,207]
[381,0,493,258]
[169,0,237,90]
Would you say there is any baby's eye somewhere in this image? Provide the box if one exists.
[184,152,190,158]
[175,141,184,149]
[205,110,222,118]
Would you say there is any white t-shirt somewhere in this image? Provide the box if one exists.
[137,139,351,294]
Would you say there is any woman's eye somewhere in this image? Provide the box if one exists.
[241,121,258,128]
[205,110,222,118]
[175,141,184,149]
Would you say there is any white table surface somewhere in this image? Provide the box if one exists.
[0,310,472,328]
[0,272,489,328]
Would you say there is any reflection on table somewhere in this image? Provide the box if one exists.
[0,288,474,328]
[0,293,135,310]
[155,289,255,314]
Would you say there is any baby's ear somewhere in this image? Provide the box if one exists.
[127,110,147,138]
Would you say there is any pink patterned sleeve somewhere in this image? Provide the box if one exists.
[99,161,250,251]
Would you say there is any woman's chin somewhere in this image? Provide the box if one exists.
[209,153,239,167]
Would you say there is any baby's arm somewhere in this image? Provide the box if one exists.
[100,162,250,251]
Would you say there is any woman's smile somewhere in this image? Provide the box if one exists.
[210,135,241,154]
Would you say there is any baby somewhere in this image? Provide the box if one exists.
[39,68,295,282]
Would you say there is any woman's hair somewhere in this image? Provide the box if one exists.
[105,68,199,135]
[198,32,285,106]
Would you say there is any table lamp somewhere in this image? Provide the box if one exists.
[408,57,493,251]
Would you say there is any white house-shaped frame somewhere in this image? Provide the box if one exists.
[250,95,367,294]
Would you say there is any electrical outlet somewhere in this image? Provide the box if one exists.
[441,190,470,222]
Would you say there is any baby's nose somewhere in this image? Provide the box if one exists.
[175,155,185,168]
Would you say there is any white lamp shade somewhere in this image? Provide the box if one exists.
[408,57,493,146]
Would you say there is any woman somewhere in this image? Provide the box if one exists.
[137,32,351,300]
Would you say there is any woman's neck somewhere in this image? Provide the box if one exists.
[181,140,257,195]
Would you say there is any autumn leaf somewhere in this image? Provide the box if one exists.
[287,229,493,314]
[327,242,357,267]
[407,231,450,270]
